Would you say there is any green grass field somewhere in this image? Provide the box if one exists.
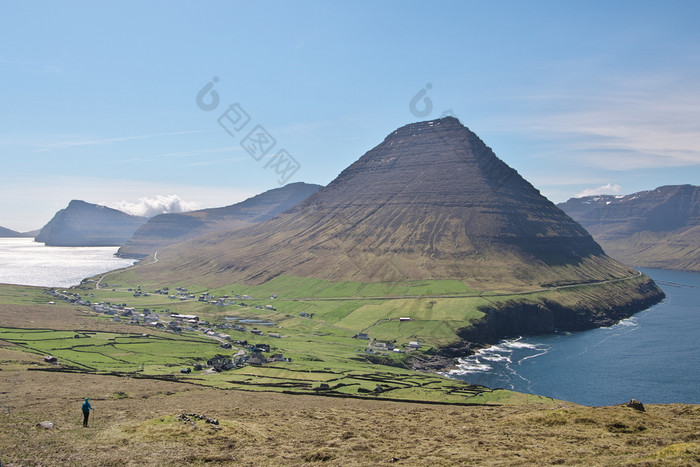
[0,269,657,406]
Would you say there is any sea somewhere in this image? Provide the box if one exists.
[0,238,697,406]
[0,238,136,288]
[448,268,700,406]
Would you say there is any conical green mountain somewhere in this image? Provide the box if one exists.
[140,117,643,292]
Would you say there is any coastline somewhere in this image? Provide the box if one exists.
[409,274,665,375]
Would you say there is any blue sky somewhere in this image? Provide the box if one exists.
[1,0,699,231]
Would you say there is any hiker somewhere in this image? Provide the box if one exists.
[81,397,94,427]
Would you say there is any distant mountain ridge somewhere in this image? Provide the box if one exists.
[558,185,700,271]
[35,200,148,247]
[117,182,322,258]
[0,226,34,238]
[141,117,652,292]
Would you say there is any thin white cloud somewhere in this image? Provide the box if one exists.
[575,183,622,198]
[504,73,700,171]
[117,146,243,163]
[32,129,219,152]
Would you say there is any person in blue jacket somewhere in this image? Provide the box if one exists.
[81,397,93,427]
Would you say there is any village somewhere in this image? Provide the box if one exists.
[43,286,290,372]
[43,284,424,375]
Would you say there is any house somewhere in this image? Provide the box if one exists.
[44,355,58,363]
[408,340,421,349]
[265,305,276,311]
[353,333,370,340]
[171,314,199,321]
[268,354,286,362]
[256,343,271,352]
[247,350,266,365]
[207,355,234,372]
[269,333,281,338]
[374,341,394,350]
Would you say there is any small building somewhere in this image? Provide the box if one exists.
[408,340,421,349]
[247,350,266,365]
[353,333,370,340]
[207,355,234,372]
[170,314,199,321]
[399,317,412,322]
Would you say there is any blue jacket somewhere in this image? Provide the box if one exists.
[82,398,93,413]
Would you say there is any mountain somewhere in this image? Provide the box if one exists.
[141,117,656,293]
[0,226,30,237]
[35,200,148,247]
[116,182,322,259]
[558,185,700,271]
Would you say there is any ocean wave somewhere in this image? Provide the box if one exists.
[447,360,492,375]
[504,340,539,350]
[615,317,639,327]
[449,336,550,377]
[481,354,511,362]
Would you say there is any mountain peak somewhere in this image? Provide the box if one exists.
[35,200,148,246]
[144,119,636,291]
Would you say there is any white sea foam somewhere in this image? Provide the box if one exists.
[503,340,538,350]
[450,360,493,375]
[615,317,639,327]
[449,336,550,377]
[481,354,511,362]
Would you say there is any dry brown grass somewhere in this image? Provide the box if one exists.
[0,301,141,334]
[1,369,698,466]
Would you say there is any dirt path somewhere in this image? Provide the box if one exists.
[95,250,159,289]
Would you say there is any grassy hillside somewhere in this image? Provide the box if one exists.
[0,282,536,404]
[0,279,694,464]
[0,368,697,465]
[594,226,700,271]
[0,265,660,404]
